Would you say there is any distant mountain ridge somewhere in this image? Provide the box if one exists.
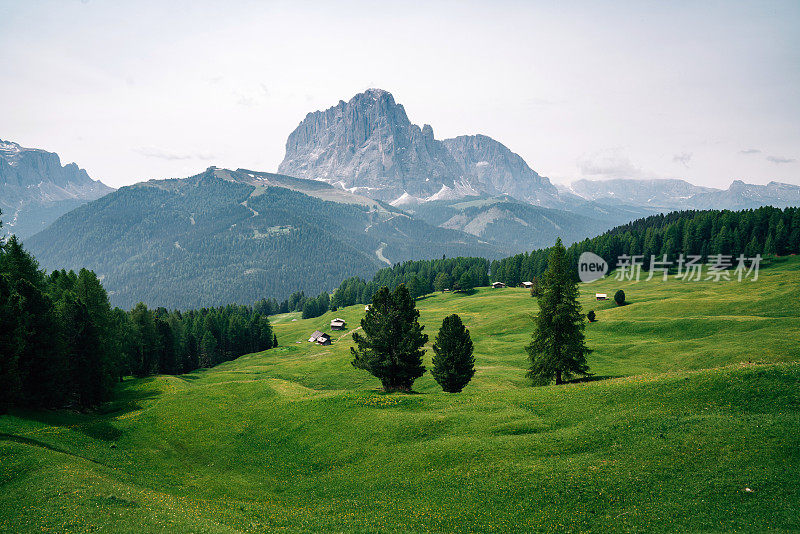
[0,139,113,237]
[278,89,559,206]
[564,178,800,211]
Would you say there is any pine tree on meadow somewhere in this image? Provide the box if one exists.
[431,314,475,393]
[526,238,591,385]
[351,284,427,392]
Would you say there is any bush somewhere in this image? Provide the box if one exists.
[587,310,596,322]
[614,290,626,306]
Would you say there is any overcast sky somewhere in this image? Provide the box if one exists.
[1,0,798,189]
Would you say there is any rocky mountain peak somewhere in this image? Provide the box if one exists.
[277,90,560,206]
[1,138,114,237]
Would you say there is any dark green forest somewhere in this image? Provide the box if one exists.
[330,257,492,309]
[0,214,276,412]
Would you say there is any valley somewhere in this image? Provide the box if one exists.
[1,257,798,532]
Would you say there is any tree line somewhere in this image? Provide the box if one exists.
[331,257,491,309]
[0,214,276,412]
[254,289,332,320]
[491,206,800,285]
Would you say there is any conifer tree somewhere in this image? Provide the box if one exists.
[130,303,158,377]
[431,314,475,393]
[351,284,427,392]
[526,238,591,385]
[16,278,66,405]
[434,272,451,292]
[199,331,218,368]
[0,275,22,412]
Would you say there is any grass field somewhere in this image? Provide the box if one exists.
[1,258,799,532]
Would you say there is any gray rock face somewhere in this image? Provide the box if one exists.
[0,139,114,238]
[278,89,559,205]
[441,135,558,205]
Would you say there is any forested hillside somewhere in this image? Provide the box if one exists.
[491,206,800,285]
[25,169,502,309]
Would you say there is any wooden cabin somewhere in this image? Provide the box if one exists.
[308,330,324,343]
[595,293,608,301]
[331,318,346,330]
[316,333,331,346]
[492,282,507,289]
[521,281,533,289]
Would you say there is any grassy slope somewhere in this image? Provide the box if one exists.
[1,258,799,533]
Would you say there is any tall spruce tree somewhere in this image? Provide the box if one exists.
[16,278,66,406]
[431,314,475,393]
[526,238,591,385]
[351,284,427,392]
[0,274,22,412]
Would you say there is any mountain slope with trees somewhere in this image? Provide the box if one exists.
[25,168,502,309]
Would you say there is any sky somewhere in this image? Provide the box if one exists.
[1,0,798,189]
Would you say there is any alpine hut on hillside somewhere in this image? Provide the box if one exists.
[331,318,346,330]
[308,330,324,343]
[308,330,332,345]
[521,281,533,289]
[492,282,507,289]
[595,293,608,301]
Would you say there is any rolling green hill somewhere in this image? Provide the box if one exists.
[1,257,799,532]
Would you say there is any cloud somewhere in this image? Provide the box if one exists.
[134,147,215,161]
[672,152,692,167]
[766,155,795,164]
[739,148,761,154]
[236,94,257,107]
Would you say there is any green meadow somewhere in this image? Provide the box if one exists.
[2,258,799,533]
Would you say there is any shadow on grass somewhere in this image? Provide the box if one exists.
[0,433,110,466]
[564,374,616,384]
[374,389,425,395]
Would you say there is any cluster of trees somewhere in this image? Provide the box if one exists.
[332,257,491,309]
[0,215,276,412]
[124,302,276,378]
[350,239,592,391]
[351,285,475,393]
[254,289,331,319]
[491,206,800,285]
